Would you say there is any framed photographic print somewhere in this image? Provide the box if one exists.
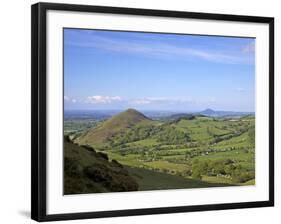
[31,2,274,222]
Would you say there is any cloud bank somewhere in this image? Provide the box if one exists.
[65,95,198,107]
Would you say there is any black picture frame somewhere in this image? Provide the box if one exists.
[31,2,274,222]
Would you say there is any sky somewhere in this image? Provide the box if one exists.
[64,28,255,112]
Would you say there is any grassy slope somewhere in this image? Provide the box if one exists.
[77,108,154,145]
[242,179,255,185]
[65,138,232,194]
[109,116,254,185]
[126,166,234,191]
[64,139,138,194]
[73,110,255,187]
[174,117,248,142]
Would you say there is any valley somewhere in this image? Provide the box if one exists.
[64,108,255,193]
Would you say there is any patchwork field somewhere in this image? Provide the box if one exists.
[65,109,255,193]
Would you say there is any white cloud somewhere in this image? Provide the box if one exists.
[86,95,122,104]
[129,97,194,106]
[65,95,219,108]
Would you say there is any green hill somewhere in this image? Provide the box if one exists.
[76,108,153,145]
[71,109,255,187]
[64,136,138,194]
[64,136,233,194]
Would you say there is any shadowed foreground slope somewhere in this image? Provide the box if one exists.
[64,137,138,194]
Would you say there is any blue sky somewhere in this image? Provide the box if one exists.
[64,29,255,112]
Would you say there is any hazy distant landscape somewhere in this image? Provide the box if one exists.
[63,29,255,194]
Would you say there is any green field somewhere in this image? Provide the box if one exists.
[65,109,255,194]
[126,166,233,191]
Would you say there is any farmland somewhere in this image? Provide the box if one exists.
[65,108,255,193]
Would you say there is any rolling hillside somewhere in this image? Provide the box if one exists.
[64,136,138,194]
[76,108,153,145]
[126,166,233,191]
[70,109,255,189]
[64,136,231,194]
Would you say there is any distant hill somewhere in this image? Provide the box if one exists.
[76,108,153,145]
[201,108,216,116]
[199,108,254,118]
[64,136,138,194]
[77,108,193,148]
[76,108,254,148]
